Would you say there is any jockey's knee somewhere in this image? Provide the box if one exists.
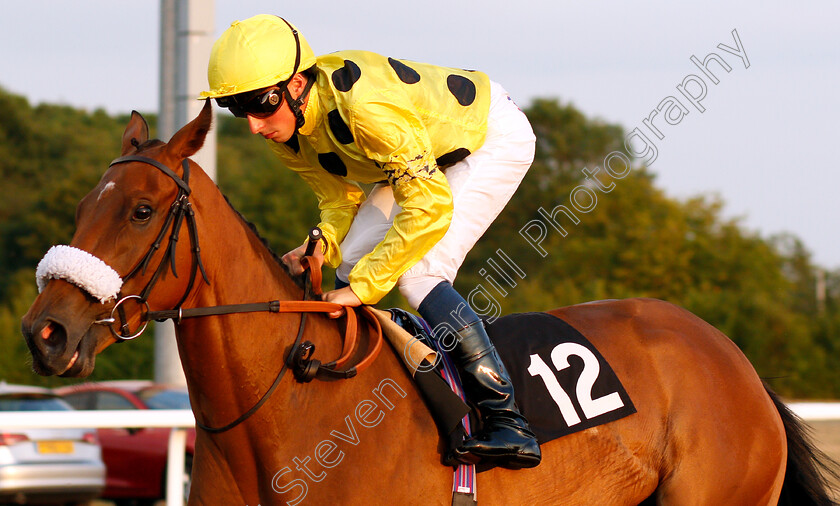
[335,261,353,290]
[398,275,449,310]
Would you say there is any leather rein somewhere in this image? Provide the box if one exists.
[98,155,383,434]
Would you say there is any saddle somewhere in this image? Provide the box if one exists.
[298,248,636,447]
[295,250,471,446]
[298,246,636,449]
[387,309,639,444]
[296,250,471,439]
[297,253,637,505]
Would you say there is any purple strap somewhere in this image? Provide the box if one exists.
[417,318,477,502]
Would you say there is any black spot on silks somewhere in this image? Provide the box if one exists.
[285,134,300,154]
[318,152,348,176]
[388,57,421,84]
[446,75,476,106]
[327,109,354,144]
[436,148,471,167]
[331,60,362,92]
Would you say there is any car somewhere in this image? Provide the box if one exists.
[54,381,195,506]
[0,381,105,505]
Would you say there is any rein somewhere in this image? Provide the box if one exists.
[100,155,383,434]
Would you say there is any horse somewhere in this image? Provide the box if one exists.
[21,101,837,505]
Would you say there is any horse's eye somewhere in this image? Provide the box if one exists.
[132,204,153,222]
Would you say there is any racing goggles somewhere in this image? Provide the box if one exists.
[216,87,284,118]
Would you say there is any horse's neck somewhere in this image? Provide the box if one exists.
[188,172,302,306]
[172,171,335,428]
[174,171,441,502]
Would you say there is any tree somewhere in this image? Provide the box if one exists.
[0,89,837,397]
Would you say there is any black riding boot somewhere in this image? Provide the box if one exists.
[447,321,541,469]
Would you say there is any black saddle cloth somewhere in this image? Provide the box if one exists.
[486,312,636,443]
[390,310,636,445]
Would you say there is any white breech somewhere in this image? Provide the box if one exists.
[335,81,536,309]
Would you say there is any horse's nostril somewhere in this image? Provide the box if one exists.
[41,323,55,340]
[40,320,69,351]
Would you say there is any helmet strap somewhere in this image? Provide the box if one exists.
[283,75,316,130]
[275,16,312,129]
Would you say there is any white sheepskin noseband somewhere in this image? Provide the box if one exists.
[36,245,123,303]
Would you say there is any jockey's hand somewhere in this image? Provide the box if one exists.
[281,240,324,276]
[323,286,362,318]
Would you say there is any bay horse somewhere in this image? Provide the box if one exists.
[21,102,837,505]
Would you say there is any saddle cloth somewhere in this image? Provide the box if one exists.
[392,310,636,445]
[486,312,636,442]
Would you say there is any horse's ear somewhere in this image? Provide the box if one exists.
[167,100,213,160]
[121,111,150,155]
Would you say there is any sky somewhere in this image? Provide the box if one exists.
[2,0,839,268]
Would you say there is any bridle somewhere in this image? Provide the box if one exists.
[93,155,206,339]
[95,154,383,433]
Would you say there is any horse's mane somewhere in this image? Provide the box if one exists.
[219,194,312,295]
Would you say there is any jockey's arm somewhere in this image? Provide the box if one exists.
[287,166,367,269]
[348,170,453,305]
[345,98,454,305]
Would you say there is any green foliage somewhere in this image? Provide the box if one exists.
[0,93,120,301]
[0,89,837,397]
[458,97,840,397]
[214,115,321,253]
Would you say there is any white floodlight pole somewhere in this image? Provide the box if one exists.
[156,0,216,386]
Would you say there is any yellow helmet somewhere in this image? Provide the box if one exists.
[201,15,316,99]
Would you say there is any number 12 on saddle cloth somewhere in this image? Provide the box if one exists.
[487,312,636,442]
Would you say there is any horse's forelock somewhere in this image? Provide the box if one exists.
[137,139,166,151]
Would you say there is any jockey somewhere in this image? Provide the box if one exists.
[202,14,540,470]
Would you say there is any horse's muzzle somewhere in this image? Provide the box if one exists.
[21,316,75,376]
